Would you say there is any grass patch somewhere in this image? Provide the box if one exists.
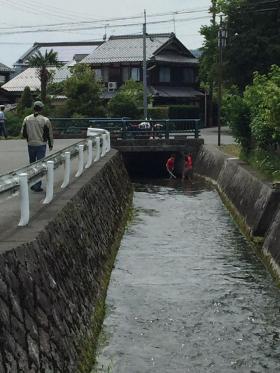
[218,145,280,182]
[219,144,241,158]
[241,149,280,182]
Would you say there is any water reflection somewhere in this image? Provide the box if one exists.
[93,180,280,373]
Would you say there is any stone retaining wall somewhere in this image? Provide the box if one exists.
[0,151,132,372]
[195,145,280,268]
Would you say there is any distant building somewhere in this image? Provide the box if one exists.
[1,66,71,101]
[13,41,103,75]
[81,33,203,106]
[2,41,103,102]
[0,63,13,86]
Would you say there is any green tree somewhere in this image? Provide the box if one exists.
[200,0,280,90]
[221,0,280,89]
[222,86,251,151]
[17,86,33,113]
[108,80,144,118]
[244,65,280,150]
[28,49,62,103]
[62,64,105,117]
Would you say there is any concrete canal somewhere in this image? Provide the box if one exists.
[93,179,280,373]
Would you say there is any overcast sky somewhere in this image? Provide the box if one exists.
[0,0,212,67]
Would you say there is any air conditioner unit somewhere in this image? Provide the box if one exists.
[108,81,117,92]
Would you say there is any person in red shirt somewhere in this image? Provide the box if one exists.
[182,152,193,182]
[166,154,176,179]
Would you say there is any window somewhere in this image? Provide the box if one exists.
[183,68,195,83]
[0,75,5,84]
[159,67,171,83]
[122,67,129,82]
[103,67,109,82]
[94,69,102,80]
[131,67,140,81]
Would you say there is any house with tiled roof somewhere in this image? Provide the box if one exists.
[81,33,203,105]
[13,41,103,75]
[2,66,71,95]
[0,63,14,104]
[2,40,103,102]
[0,63,13,86]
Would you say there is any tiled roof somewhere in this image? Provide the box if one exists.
[81,34,173,64]
[14,41,103,66]
[0,63,12,72]
[154,54,198,64]
[2,66,71,92]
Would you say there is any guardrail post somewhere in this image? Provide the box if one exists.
[75,144,84,177]
[165,120,169,140]
[195,120,199,139]
[101,134,107,157]
[94,137,101,162]
[43,160,54,204]
[85,139,93,169]
[61,151,71,189]
[106,131,111,152]
[18,173,29,226]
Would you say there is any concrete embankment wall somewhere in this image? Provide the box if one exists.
[0,150,132,372]
[195,145,280,269]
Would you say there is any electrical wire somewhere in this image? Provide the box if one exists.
[0,6,210,31]
[0,15,212,36]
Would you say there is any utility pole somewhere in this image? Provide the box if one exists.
[209,0,217,128]
[143,9,148,120]
[217,14,227,146]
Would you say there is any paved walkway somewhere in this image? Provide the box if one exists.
[0,139,78,175]
[200,126,235,145]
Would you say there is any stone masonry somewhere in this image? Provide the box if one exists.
[0,151,132,372]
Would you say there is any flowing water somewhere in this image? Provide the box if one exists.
[93,179,280,373]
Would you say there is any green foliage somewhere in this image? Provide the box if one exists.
[147,107,169,119]
[244,65,280,150]
[242,149,280,181]
[61,64,105,117]
[6,109,32,137]
[222,87,251,151]
[168,105,200,119]
[200,0,280,90]
[17,86,33,113]
[199,23,219,89]
[48,81,65,95]
[108,80,144,119]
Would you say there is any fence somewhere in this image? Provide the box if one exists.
[51,118,201,139]
[0,129,110,227]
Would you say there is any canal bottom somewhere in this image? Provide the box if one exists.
[92,179,280,373]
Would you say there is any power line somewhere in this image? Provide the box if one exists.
[7,0,96,21]
[0,15,211,36]
[0,0,82,22]
[0,7,209,31]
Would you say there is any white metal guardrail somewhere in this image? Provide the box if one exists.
[0,128,110,227]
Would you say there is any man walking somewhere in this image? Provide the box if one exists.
[21,101,53,192]
[0,105,7,139]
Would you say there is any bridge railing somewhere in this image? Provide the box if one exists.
[0,129,110,227]
[51,118,201,139]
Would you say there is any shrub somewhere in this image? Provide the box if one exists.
[147,107,169,119]
[222,88,251,151]
[168,105,200,119]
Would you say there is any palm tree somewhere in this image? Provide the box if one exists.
[28,49,62,103]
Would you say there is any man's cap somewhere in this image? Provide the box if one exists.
[33,101,44,109]
[0,105,5,109]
